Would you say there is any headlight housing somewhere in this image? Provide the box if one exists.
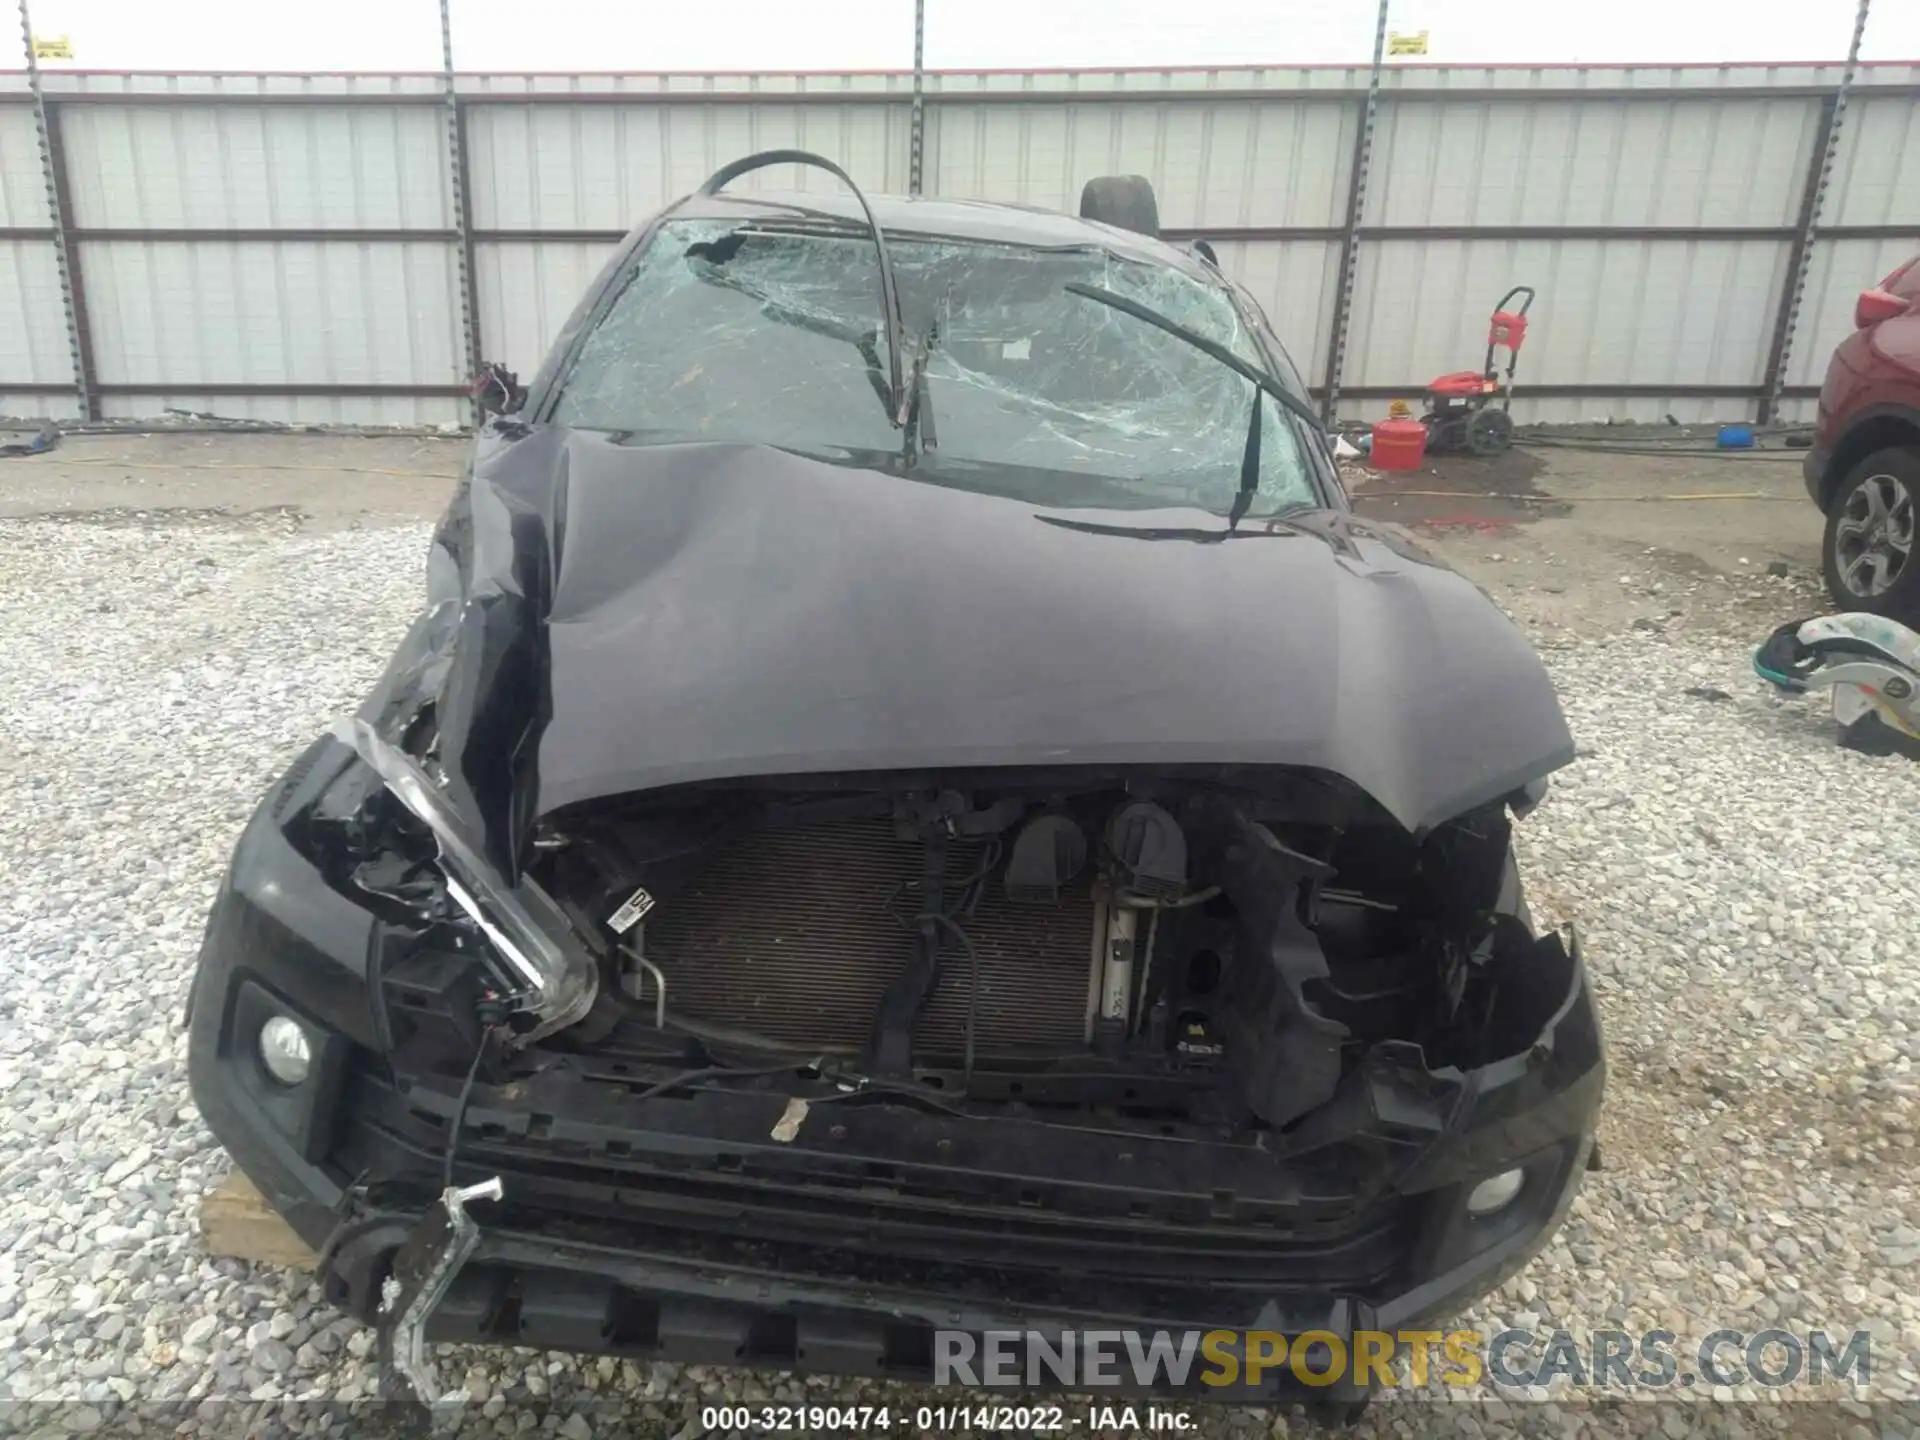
[329,717,598,1045]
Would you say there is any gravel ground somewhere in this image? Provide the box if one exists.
[1,507,1917,1439]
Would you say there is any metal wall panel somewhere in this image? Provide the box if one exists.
[95,391,464,425]
[1786,236,1920,388]
[1826,96,1920,228]
[3,65,1918,424]
[0,394,78,420]
[1373,62,1884,97]
[1519,396,1743,425]
[0,106,51,227]
[925,68,1371,95]
[80,240,460,394]
[467,73,916,98]
[36,72,447,100]
[466,103,910,230]
[58,104,450,229]
[1369,98,1815,228]
[474,240,620,378]
[1345,237,1788,392]
[926,100,1353,227]
[0,240,73,384]
[0,101,74,416]
[1207,239,1342,385]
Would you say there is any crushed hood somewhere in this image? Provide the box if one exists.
[413,429,1573,865]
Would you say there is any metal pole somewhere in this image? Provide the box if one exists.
[909,0,927,195]
[16,0,93,420]
[440,0,481,421]
[1320,0,1391,426]
[1758,0,1871,426]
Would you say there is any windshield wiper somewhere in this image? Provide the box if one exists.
[1033,513,1314,543]
[1064,281,1324,532]
[698,150,908,425]
[899,323,939,466]
[1233,385,1261,532]
[685,246,894,418]
[1063,283,1322,434]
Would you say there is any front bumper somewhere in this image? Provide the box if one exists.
[188,738,1605,1401]
[318,1140,1592,1400]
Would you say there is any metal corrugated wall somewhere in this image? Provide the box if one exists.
[0,101,74,418]
[0,64,1915,426]
[1778,93,1920,420]
[1343,95,1813,422]
[56,102,461,423]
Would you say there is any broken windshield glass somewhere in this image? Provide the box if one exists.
[551,219,1317,518]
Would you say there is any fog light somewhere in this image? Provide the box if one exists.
[258,1016,313,1086]
[1466,1167,1526,1216]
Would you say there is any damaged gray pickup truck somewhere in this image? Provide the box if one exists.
[185,152,1603,1417]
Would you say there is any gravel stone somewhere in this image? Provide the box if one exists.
[3,501,1919,1438]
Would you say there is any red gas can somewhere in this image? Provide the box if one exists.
[1370,418,1429,471]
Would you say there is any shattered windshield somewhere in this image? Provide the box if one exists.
[552,218,1318,518]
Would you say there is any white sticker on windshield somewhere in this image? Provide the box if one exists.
[1001,337,1031,360]
[607,887,656,934]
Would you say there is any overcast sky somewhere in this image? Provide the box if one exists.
[11,0,1917,74]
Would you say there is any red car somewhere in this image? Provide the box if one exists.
[1806,254,1920,617]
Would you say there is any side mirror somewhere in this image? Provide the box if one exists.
[471,362,527,417]
[1856,288,1911,330]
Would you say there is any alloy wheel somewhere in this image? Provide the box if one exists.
[1834,472,1915,597]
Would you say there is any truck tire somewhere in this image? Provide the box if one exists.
[1079,175,1160,237]
[1822,446,1920,620]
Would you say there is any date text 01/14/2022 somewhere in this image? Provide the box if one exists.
[698,1405,1198,1432]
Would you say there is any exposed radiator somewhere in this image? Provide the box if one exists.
[638,817,1097,1055]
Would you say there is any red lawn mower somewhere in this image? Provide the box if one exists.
[1420,285,1536,456]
